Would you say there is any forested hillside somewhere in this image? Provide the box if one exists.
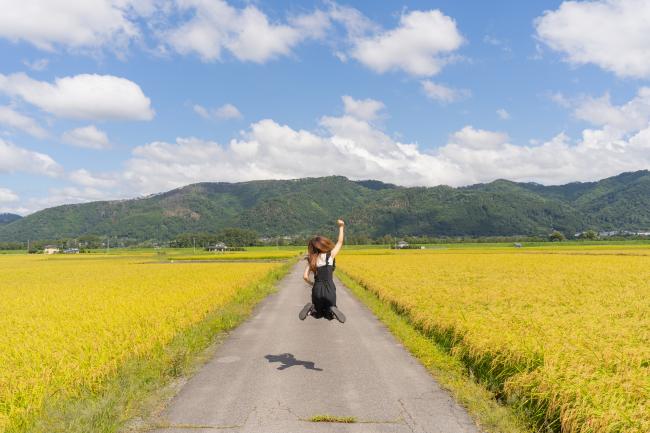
[0,213,22,225]
[1,171,649,241]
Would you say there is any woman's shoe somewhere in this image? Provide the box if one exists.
[299,303,313,320]
[330,306,346,323]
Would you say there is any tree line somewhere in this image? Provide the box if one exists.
[2,227,647,252]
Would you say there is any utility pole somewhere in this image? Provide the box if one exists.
[106,236,110,254]
[193,237,196,254]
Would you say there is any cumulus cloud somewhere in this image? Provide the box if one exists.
[0,0,145,52]
[421,80,470,103]
[194,103,242,120]
[572,87,650,133]
[0,188,19,203]
[348,10,464,76]
[19,92,650,212]
[448,126,509,150]
[118,94,650,194]
[0,1,465,72]
[68,169,118,188]
[0,106,48,138]
[164,0,329,63]
[327,2,379,40]
[62,125,112,149]
[341,95,384,121]
[535,0,650,78]
[496,108,510,120]
[0,138,62,177]
[0,73,154,121]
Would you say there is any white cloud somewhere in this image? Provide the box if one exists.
[0,188,19,203]
[119,93,650,194]
[448,126,509,150]
[0,106,48,138]
[194,103,242,120]
[535,0,650,78]
[21,186,118,214]
[421,80,470,103]
[23,58,49,71]
[0,138,62,177]
[341,95,384,121]
[496,108,510,120]
[17,92,650,212]
[327,2,379,39]
[69,169,118,188]
[62,125,112,149]
[193,104,211,119]
[572,88,650,133]
[0,73,154,120]
[0,0,145,52]
[0,0,334,62]
[113,98,483,193]
[549,92,572,108]
[164,0,329,63]
[214,103,242,119]
[349,10,464,76]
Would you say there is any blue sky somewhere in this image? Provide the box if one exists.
[1,0,649,214]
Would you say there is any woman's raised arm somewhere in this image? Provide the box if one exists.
[331,219,345,258]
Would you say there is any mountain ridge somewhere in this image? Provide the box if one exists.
[0,213,22,226]
[1,171,649,241]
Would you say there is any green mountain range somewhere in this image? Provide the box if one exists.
[1,170,650,242]
[0,213,22,225]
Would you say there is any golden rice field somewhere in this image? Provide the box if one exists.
[170,249,303,261]
[338,247,650,433]
[0,254,283,432]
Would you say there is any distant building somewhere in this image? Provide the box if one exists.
[207,242,227,252]
[63,248,80,254]
[396,240,409,249]
[598,230,650,237]
[43,245,60,255]
[514,242,522,248]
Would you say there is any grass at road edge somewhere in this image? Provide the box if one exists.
[307,415,357,423]
[28,260,295,433]
[337,271,532,433]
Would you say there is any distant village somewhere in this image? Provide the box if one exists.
[10,228,650,254]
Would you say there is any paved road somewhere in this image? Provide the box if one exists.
[151,263,481,433]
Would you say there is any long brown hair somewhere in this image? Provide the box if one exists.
[307,236,335,273]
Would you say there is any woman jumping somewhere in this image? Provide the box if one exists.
[298,219,346,323]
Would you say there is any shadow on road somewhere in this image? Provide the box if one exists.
[265,353,323,371]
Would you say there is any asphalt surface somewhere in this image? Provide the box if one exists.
[151,262,481,433]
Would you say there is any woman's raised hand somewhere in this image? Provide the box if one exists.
[337,219,345,227]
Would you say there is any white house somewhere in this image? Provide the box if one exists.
[207,242,227,252]
[43,245,60,255]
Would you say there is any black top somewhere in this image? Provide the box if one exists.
[311,251,338,317]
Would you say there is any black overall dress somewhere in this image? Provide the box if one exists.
[311,252,337,320]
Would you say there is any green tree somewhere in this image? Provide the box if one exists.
[580,230,598,240]
[549,230,566,242]
[218,228,259,247]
